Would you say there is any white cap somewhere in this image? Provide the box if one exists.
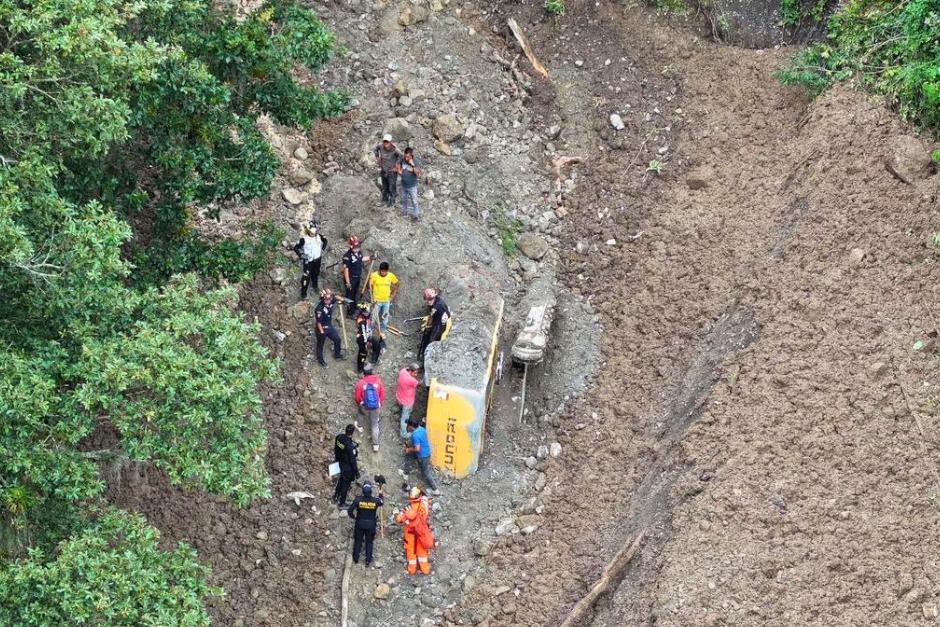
[382,133,393,142]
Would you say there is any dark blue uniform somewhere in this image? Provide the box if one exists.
[418,296,450,359]
[342,248,365,317]
[333,433,358,506]
[348,491,384,565]
[315,298,342,365]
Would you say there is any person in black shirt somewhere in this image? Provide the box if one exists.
[354,303,372,374]
[292,222,328,299]
[333,424,359,507]
[348,481,384,566]
[418,288,451,360]
[342,236,370,319]
[314,289,344,367]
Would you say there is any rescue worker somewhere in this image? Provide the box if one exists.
[354,303,373,374]
[333,424,359,508]
[404,419,439,494]
[348,481,384,566]
[342,236,369,318]
[314,288,344,367]
[292,221,328,299]
[418,288,451,360]
[354,363,386,453]
[395,486,434,575]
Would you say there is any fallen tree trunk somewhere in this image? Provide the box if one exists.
[507,18,549,79]
[559,531,646,627]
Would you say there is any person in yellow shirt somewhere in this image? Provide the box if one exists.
[368,262,399,334]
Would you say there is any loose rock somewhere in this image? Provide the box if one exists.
[885,136,933,184]
[384,117,413,141]
[282,188,306,205]
[374,583,391,600]
[433,113,465,143]
[517,232,549,261]
[609,113,625,131]
[549,442,562,457]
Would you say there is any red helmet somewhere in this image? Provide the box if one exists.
[320,288,334,300]
[348,235,360,248]
[423,288,437,303]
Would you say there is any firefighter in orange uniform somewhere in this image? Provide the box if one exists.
[395,486,434,575]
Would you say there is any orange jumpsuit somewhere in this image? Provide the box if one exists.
[395,495,432,574]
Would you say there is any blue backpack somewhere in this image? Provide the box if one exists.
[363,382,381,410]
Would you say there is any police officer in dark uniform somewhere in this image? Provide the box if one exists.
[342,236,369,318]
[333,424,359,507]
[348,481,384,565]
[315,288,344,367]
[418,288,451,360]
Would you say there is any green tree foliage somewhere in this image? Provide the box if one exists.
[1,0,343,621]
[0,511,217,626]
[778,0,940,133]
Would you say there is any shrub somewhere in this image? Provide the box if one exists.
[545,0,566,16]
[778,0,940,134]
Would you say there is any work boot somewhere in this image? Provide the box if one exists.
[318,360,327,368]
[372,445,379,453]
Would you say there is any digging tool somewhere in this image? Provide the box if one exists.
[360,257,375,298]
[387,325,414,337]
[374,474,387,540]
[337,302,349,351]
[402,316,426,324]
[518,362,528,425]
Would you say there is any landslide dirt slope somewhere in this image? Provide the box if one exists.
[451,2,940,626]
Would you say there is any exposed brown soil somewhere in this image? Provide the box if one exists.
[108,0,940,625]
[449,2,940,627]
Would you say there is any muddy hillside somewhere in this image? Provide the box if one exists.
[110,0,939,625]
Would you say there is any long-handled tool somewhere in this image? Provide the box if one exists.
[375,474,387,540]
[360,258,375,298]
[338,301,349,351]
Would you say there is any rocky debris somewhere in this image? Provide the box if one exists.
[271,330,287,343]
[374,583,391,600]
[686,164,715,190]
[288,168,315,186]
[473,537,493,556]
[549,442,562,458]
[288,300,312,321]
[269,266,287,285]
[925,604,939,619]
[494,518,518,536]
[848,247,865,265]
[434,140,452,156]
[399,2,430,27]
[433,113,465,143]
[285,491,314,506]
[524,456,537,469]
[516,232,549,261]
[281,188,306,205]
[884,136,933,184]
[293,146,308,160]
[536,445,549,460]
[609,113,625,131]
[383,117,413,141]
[393,79,409,97]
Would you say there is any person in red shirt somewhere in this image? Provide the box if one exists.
[354,364,386,452]
[396,363,421,439]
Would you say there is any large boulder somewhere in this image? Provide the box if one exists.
[383,117,413,141]
[433,113,465,143]
[884,136,934,184]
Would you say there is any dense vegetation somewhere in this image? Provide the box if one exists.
[779,0,940,134]
[0,0,345,622]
